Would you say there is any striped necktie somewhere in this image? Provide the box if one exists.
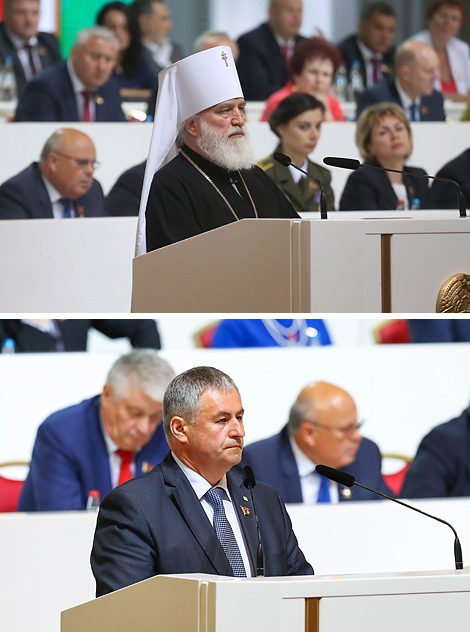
[204,487,246,577]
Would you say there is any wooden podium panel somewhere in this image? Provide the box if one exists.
[132,214,470,313]
[132,219,306,312]
[62,570,470,632]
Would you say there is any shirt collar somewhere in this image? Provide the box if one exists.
[395,77,421,109]
[288,430,317,478]
[357,38,382,63]
[40,169,62,204]
[4,25,38,49]
[67,56,87,95]
[171,451,230,500]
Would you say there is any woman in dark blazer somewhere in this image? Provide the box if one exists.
[339,102,433,211]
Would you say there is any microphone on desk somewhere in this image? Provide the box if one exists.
[315,464,464,571]
[274,152,328,219]
[322,156,467,218]
[243,465,265,577]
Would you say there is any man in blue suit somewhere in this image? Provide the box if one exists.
[240,381,392,503]
[91,366,313,596]
[14,26,126,122]
[356,40,445,121]
[18,350,175,511]
[0,128,106,219]
[237,0,305,101]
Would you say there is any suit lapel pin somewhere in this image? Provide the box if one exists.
[95,96,104,105]
[38,47,47,56]
[141,461,153,473]
[420,106,429,115]
[341,487,352,500]
[243,496,249,502]
[240,505,252,516]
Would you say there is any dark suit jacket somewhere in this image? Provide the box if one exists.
[0,319,160,352]
[105,161,146,216]
[14,60,126,122]
[355,75,446,121]
[0,23,62,95]
[141,41,182,76]
[18,395,169,511]
[239,425,393,503]
[0,162,105,219]
[407,319,470,343]
[237,22,305,100]
[338,34,395,87]
[339,162,433,211]
[91,452,313,596]
[431,148,470,210]
[401,409,470,499]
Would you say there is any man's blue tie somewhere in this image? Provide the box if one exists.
[59,198,73,218]
[317,473,331,503]
[204,487,246,577]
[409,102,418,122]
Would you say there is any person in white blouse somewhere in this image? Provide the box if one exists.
[411,0,470,101]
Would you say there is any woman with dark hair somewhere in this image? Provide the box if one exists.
[412,0,470,100]
[96,1,158,99]
[258,93,335,214]
[339,102,432,211]
[261,37,346,122]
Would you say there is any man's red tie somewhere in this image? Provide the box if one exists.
[82,90,93,122]
[116,449,134,486]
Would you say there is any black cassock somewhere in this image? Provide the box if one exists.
[145,144,299,251]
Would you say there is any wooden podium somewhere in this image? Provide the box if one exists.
[132,214,470,313]
[62,569,470,632]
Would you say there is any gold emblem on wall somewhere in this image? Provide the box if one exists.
[436,273,470,312]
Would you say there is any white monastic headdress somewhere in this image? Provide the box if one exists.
[135,46,243,256]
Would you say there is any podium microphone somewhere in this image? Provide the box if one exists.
[274,152,328,219]
[315,464,463,570]
[323,156,467,218]
[243,465,265,577]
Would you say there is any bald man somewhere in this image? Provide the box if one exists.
[0,128,106,219]
[356,39,445,121]
[240,381,392,503]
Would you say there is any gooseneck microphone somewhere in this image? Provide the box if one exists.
[323,156,467,218]
[316,464,464,570]
[274,152,328,219]
[243,465,265,577]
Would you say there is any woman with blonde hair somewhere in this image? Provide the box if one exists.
[339,102,433,211]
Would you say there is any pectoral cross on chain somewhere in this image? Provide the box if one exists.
[221,51,228,67]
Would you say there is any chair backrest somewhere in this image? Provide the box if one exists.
[0,462,29,512]
[382,453,413,497]
[193,321,220,348]
[373,319,411,344]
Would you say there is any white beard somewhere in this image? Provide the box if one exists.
[196,118,255,171]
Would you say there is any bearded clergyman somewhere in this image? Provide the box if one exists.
[134,46,299,255]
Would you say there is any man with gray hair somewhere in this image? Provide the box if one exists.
[356,39,445,121]
[14,25,126,121]
[18,349,175,511]
[240,381,392,503]
[0,128,105,219]
[91,365,313,596]
[0,0,62,94]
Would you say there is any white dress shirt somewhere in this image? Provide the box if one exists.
[172,452,252,577]
[288,432,339,503]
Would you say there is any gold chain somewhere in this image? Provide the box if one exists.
[180,149,258,220]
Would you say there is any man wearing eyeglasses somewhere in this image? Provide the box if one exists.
[0,128,106,219]
[239,381,392,503]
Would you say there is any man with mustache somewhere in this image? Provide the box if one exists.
[135,46,299,255]
[91,366,313,596]
[240,381,393,503]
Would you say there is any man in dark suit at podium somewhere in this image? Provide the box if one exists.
[91,366,313,596]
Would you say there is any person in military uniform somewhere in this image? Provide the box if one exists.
[258,93,335,214]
